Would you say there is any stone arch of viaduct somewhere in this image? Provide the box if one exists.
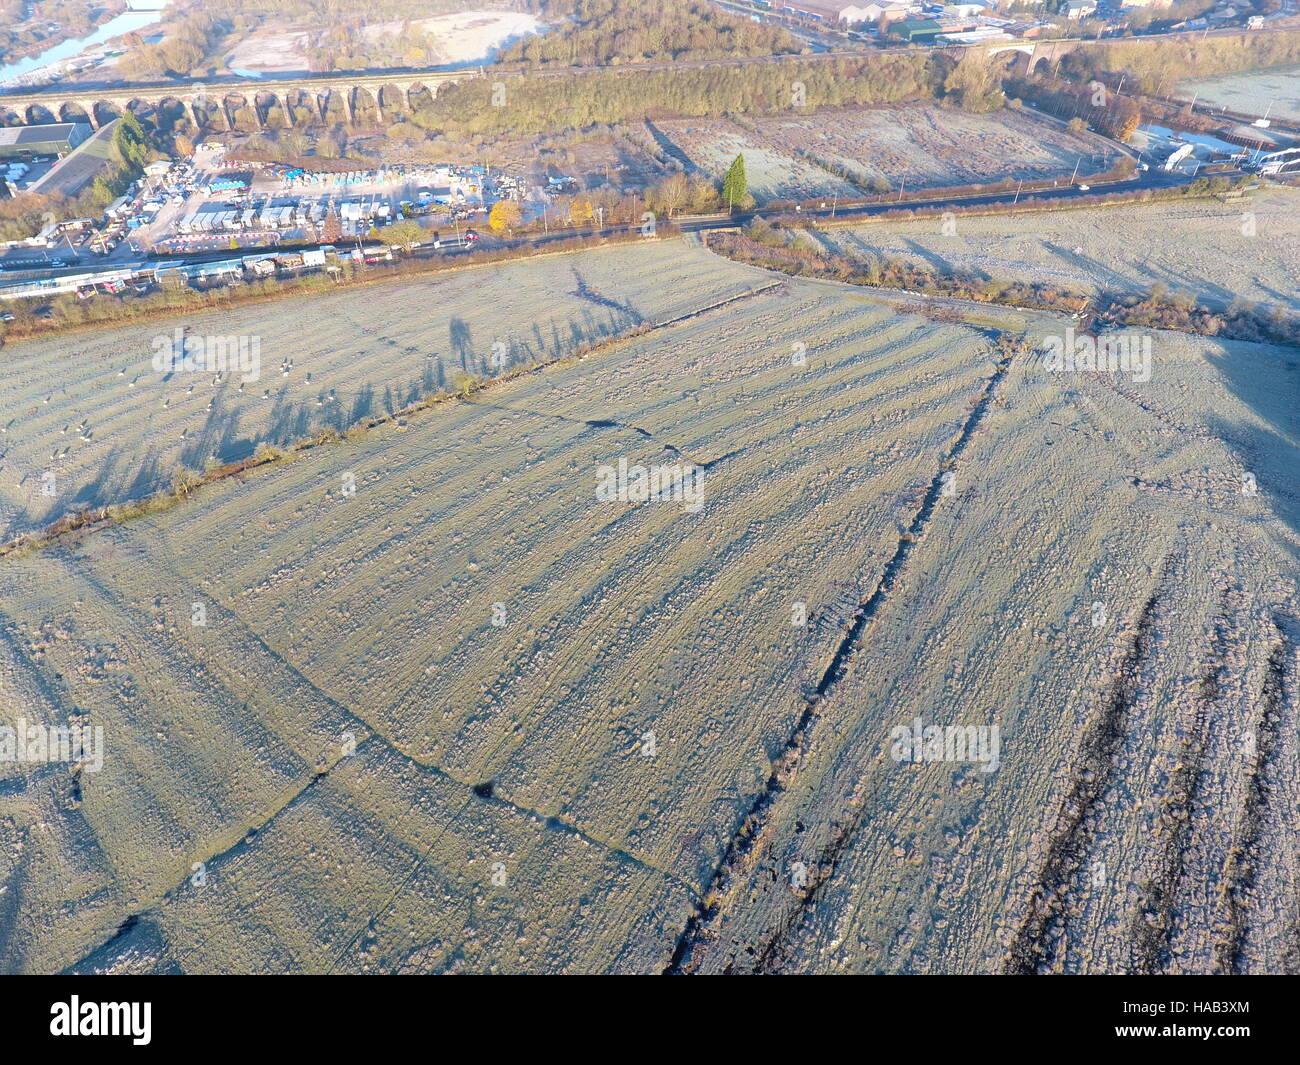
[0,70,480,131]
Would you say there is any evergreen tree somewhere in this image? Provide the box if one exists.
[722,153,747,213]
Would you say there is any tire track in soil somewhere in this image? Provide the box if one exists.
[1003,581,1165,975]
[664,334,1025,975]
[1214,619,1293,974]
[1128,585,1237,974]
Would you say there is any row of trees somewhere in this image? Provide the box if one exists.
[1008,77,1141,141]
[722,222,1092,314]
[499,0,801,67]
[1068,28,1300,96]
[1103,281,1299,347]
[410,52,942,137]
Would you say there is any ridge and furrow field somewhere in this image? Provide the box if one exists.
[1,234,1297,973]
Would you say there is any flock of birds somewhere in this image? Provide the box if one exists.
[10,351,352,498]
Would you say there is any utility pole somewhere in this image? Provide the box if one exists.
[897,178,905,202]
[1013,178,1023,204]
[1070,156,1082,183]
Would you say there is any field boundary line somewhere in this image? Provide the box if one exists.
[665,333,1030,974]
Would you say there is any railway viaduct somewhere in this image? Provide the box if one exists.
[0,67,482,131]
[0,30,1225,132]
[941,36,1088,76]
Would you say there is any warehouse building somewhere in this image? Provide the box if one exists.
[0,122,93,159]
[26,120,119,199]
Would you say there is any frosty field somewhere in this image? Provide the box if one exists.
[1178,67,1300,123]
[812,187,1300,313]
[0,241,763,541]
[1,236,1297,974]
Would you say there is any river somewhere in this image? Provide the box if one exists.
[0,4,171,88]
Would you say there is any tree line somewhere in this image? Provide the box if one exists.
[499,0,802,67]
[413,52,942,137]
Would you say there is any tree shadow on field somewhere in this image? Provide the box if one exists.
[450,318,473,371]
[1046,242,1129,293]
[901,238,960,278]
[569,265,643,324]
[18,306,669,532]
[1204,339,1300,561]
[1251,279,1300,313]
[179,401,251,471]
[58,446,164,524]
[348,384,376,427]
